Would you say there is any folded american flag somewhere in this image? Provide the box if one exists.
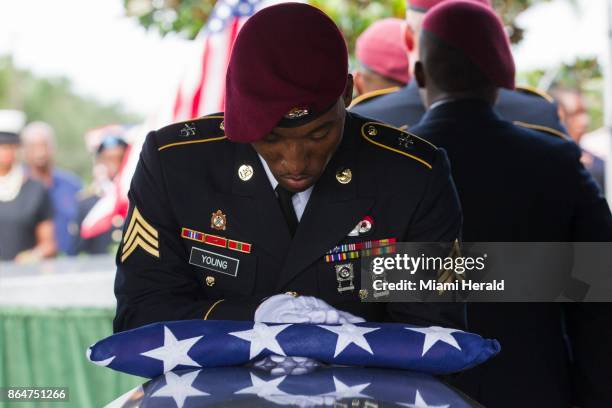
[87,320,500,378]
[114,366,476,407]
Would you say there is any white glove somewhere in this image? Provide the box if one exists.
[254,294,365,324]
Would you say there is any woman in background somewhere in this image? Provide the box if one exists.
[0,110,56,262]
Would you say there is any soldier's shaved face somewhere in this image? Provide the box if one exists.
[252,99,346,193]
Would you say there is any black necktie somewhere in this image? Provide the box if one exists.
[275,185,298,236]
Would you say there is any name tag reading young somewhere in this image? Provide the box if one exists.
[189,247,240,277]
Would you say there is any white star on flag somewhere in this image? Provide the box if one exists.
[151,370,209,407]
[319,376,371,400]
[229,323,291,359]
[234,372,288,397]
[405,326,462,356]
[397,390,450,408]
[319,323,379,358]
[141,326,203,372]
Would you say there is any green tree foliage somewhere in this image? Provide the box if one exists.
[0,56,141,181]
[311,0,406,55]
[518,57,603,131]
[124,0,594,127]
[126,0,218,40]
[554,58,603,131]
[123,0,572,47]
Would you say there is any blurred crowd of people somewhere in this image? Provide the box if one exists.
[0,109,129,262]
[551,86,606,188]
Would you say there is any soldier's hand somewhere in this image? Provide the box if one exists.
[254,294,365,324]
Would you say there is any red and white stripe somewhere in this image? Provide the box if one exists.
[172,17,244,121]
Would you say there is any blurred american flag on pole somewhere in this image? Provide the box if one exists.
[173,0,260,121]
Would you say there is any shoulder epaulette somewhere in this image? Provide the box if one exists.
[360,121,437,170]
[349,86,401,109]
[515,85,555,103]
[513,121,570,141]
[156,113,227,152]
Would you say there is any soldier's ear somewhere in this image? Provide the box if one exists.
[343,74,354,107]
[414,61,426,89]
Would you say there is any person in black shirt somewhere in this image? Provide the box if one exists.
[0,110,56,262]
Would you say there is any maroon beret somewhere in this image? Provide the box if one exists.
[423,0,515,89]
[408,0,491,12]
[356,18,410,84]
[224,3,348,143]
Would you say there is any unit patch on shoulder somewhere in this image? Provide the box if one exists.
[157,113,227,152]
[360,121,437,170]
[121,207,159,262]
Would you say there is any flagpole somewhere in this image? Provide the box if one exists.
[606,0,612,204]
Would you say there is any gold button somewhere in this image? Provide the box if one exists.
[205,276,216,287]
[238,164,254,181]
[359,289,368,300]
[219,120,225,131]
[367,125,378,136]
[336,168,352,184]
[285,291,298,297]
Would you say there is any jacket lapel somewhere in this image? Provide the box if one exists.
[276,114,374,289]
[226,143,291,263]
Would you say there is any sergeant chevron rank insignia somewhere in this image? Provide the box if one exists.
[121,207,159,262]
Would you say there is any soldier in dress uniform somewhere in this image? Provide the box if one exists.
[350,18,411,110]
[351,0,567,134]
[408,2,612,407]
[114,3,464,333]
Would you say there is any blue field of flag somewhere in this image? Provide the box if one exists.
[88,320,500,378]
